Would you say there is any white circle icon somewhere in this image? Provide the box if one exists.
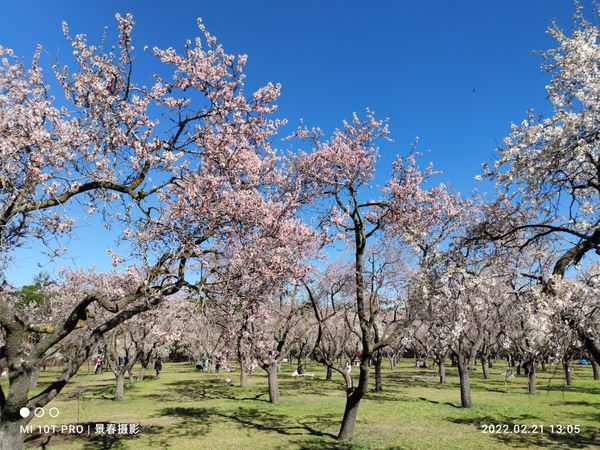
[48,407,60,418]
[19,407,30,418]
[34,407,45,417]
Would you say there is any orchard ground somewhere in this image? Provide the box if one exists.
[8,360,599,450]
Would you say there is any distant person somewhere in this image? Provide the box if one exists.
[154,357,163,379]
[41,359,48,371]
[94,355,103,374]
[215,357,222,374]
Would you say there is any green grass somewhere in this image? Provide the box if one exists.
[7,359,600,449]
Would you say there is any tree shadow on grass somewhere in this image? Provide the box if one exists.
[279,378,342,397]
[158,406,338,440]
[362,391,418,403]
[542,384,600,395]
[557,400,600,407]
[284,437,368,450]
[160,378,267,403]
[417,396,460,408]
[384,373,451,390]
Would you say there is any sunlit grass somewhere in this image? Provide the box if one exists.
[8,358,599,449]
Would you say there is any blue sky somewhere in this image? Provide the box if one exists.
[1,0,591,285]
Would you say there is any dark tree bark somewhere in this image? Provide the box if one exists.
[138,365,147,381]
[115,373,125,401]
[0,419,27,450]
[527,360,536,394]
[374,353,383,392]
[266,364,280,403]
[388,355,395,370]
[592,359,600,381]
[481,356,490,379]
[29,367,40,390]
[325,364,333,381]
[239,358,248,388]
[437,357,446,384]
[563,358,572,386]
[457,357,472,408]
[338,359,369,440]
[128,368,135,387]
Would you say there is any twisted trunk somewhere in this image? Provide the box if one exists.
[337,358,368,441]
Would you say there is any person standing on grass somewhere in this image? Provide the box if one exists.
[154,357,163,379]
[215,356,222,374]
[94,355,103,374]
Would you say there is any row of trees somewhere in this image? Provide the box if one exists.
[1,7,599,447]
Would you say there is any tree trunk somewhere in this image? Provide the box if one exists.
[592,359,600,381]
[516,362,521,375]
[138,366,146,381]
[0,352,34,450]
[0,419,27,450]
[481,356,489,379]
[325,365,333,381]
[115,373,125,401]
[240,366,248,388]
[267,365,279,403]
[337,359,368,441]
[438,357,446,384]
[128,368,135,387]
[541,359,547,371]
[563,359,572,386]
[527,361,536,394]
[374,354,382,392]
[29,366,40,390]
[457,359,472,408]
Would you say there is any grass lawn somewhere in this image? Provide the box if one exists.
[6,359,599,449]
